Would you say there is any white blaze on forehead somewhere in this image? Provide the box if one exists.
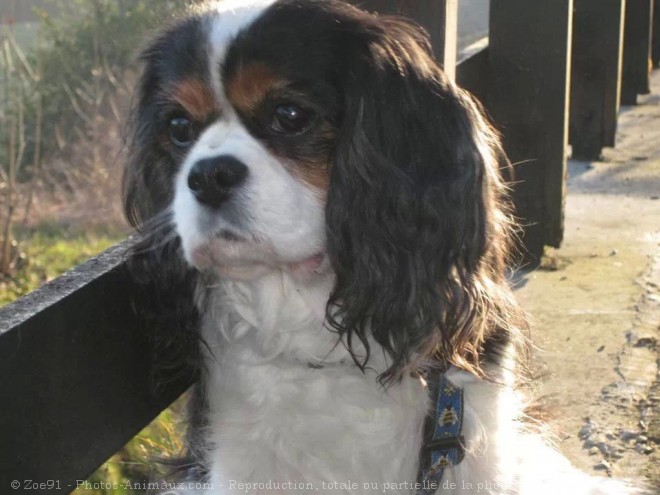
[206,0,278,99]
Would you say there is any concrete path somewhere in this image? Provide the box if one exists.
[515,73,660,488]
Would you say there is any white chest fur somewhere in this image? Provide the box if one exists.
[198,270,428,495]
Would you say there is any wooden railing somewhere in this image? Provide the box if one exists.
[0,244,192,492]
[0,1,656,493]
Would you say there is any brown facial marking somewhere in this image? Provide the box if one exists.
[170,78,219,121]
[284,127,336,198]
[288,163,331,196]
[226,62,332,197]
[226,63,288,112]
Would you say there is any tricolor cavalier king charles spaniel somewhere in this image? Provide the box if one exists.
[123,1,644,493]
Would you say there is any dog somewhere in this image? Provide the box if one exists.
[123,1,644,493]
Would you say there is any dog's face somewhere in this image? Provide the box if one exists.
[125,0,516,382]
[144,0,343,281]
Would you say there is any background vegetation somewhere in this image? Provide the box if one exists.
[0,0,203,493]
[0,0,202,285]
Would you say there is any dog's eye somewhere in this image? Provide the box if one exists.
[271,104,314,134]
[168,116,195,147]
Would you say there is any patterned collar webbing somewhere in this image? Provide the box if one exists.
[417,374,465,495]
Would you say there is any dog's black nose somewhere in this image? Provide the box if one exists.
[187,155,248,207]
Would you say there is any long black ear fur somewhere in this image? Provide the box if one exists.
[326,16,520,384]
[121,20,206,389]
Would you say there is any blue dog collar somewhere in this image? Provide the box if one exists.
[418,374,465,494]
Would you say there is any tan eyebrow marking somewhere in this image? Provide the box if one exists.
[226,62,332,196]
[225,62,288,112]
[169,78,219,121]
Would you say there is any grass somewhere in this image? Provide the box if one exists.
[0,223,124,306]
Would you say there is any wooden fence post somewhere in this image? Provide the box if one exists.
[488,0,573,262]
[653,0,660,66]
[350,0,458,80]
[621,0,654,104]
[570,0,626,161]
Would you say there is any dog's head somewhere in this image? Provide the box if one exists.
[124,0,520,383]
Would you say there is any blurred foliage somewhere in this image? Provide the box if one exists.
[0,25,39,184]
[1,0,205,271]
[0,23,41,274]
[31,0,198,163]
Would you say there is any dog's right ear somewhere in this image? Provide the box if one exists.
[124,41,177,228]
[122,22,205,387]
[325,14,521,385]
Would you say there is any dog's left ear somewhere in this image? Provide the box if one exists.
[326,16,514,384]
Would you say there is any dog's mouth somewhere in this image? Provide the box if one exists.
[188,229,328,281]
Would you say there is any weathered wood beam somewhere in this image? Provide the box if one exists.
[570,0,626,160]
[0,244,192,493]
[621,0,654,105]
[488,0,574,262]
